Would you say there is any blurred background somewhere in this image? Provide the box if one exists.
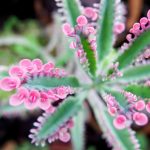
[0,0,150,149]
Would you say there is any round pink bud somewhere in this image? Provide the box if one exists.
[113,115,127,130]
[69,41,76,49]
[140,17,148,25]
[84,7,98,20]
[133,112,148,126]
[62,23,73,35]
[59,132,70,143]
[134,100,145,111]
[9,66,25,78]
[56,87,67,99]
[38,92,50,110]
[146,102,150,113]
[19,59,33,72]
[108,107,117,116]
[9,87,29,106]
[24,90,40,109]
[76,15,88,26]
[114,23,125,34]
[0,77,20,91]
[43,62,54,73]
[32,59,43,71]
[147,9,150,19]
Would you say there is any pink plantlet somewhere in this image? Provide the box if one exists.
[38,92,50,110]
[43,62,54,73]
[9,66,26,78]
[134,100,145,111]
[9,87,29,106]
[76,15,88,26]
[69,41,76,49]
[113,115,127,130]
[108,107,117,116]
[59,131,70,143]
[24,90,40,110]
[56,87,68,99]
[146,102,150,113]
[0,77,20,91]
[32,59,43,72]
[19,59,34,72]
[133,112,148,126]
[62,23,74,35]
[84,7,98,21]
[114,23,125,34]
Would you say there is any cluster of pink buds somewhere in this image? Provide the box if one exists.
[105,91,150,130]
[109,62,123,80]
[62,9,97,69]
[29,112,74,146]
[121,10,150,52]
[0,59,74,110]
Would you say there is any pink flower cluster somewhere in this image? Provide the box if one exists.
[62,9,97,67]
[29,112,74,146]
[106,91,150,130]
[121,10,150,52]
[0,59,74,110]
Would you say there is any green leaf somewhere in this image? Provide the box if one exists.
[24,76,80,90]
[117,29,150,69]
[125,84,150,99]
[97,0,115,63]
[37,93,86,140]
[116,64,150,83]
[80,37,97,76]
[62,0,81,26]
[88,92,138,150]
[71,108,85,150]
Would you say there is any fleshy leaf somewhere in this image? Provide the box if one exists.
[97,0,115,63]
[56,0,81,26]
[88,91,139,150]
[37,93,86,140]
[125,85,150,99]
[80,37,97,76]
[71,108,85,150]
[117,29,150,69]
[24,76,80,90]
[116,64,150,83]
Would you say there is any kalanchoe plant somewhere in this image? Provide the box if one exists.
[0,0,150,149]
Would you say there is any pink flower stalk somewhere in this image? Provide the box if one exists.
[0,59,74,110]
[29,112,74,146]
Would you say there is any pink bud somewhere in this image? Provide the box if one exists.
[146,102,150,113]
[0,77,20,91]
[46,105,56,114]
[86,26,96,34]
[9,87,29,106]
[24,90,40,109]
[69,41,76,49]
[19,59,33,72]
[59,132,70,143]
[147,9,150,19]
[56,87,67,99]
[62,23,73,35]
[76,15,88,26]
[114,23,125,34]
[133,112,148,126]
[9,66,25,78]
[43,62,54,73]
[113,115,127,130]
[32,59,43,71]
[38,92,50,110]
[134,100,145,111]
[108,107,117,116]
[84,7,98,20]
